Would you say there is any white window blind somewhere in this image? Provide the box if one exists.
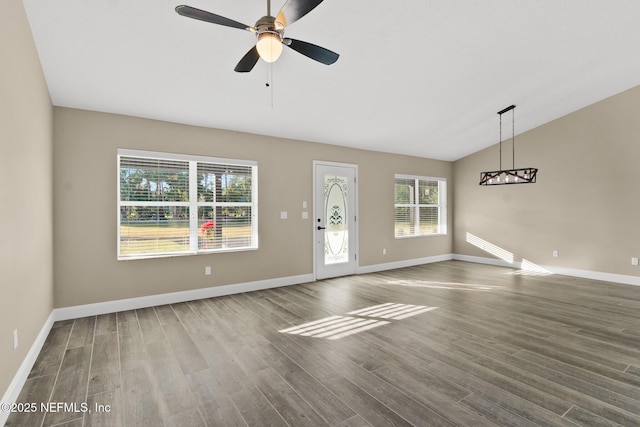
[394,174,446,238]
[118,149,257,260]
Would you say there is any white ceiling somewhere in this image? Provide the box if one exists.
[22,0,640,161]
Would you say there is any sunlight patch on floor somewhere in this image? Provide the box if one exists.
[348,303,438,319]
[511,259,553,276]
[279,316,389,340]
[385,280,499,291]
[279,303,437,340]
[466,232,553,277]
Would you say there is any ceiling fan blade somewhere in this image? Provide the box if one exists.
[234,46,260,73]
[175,5,252,31]
[284,38,339,65]
[276,0,323,27]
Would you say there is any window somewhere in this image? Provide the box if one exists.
[394,174,446,238]
[118,149,257,260]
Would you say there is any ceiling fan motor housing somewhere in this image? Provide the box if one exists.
[255,15,284,39]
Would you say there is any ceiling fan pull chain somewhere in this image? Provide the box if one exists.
[265,62,274,107]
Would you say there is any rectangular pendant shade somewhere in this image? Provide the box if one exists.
[479,167,538,186]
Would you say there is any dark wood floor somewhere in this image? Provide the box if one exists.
[6,261,640,426]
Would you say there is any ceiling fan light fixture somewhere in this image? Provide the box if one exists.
[175,0,339,72]
[256,32,283,63]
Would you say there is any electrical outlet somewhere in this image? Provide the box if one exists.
[13,329,18,350]
[552,250,559,258]
[632,257,639,266]
[383,248,387,255]
[205,266,211,276]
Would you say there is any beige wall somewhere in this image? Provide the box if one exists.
[0,0,53,399]
[454,85,640,277]
[53,108,453,307]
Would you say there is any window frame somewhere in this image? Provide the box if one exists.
[394,174,447,238]
[117,149,258,260]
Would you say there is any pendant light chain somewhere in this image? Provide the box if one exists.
[499,109,503,170]
[512,107,515,169]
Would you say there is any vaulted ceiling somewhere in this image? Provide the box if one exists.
[22,0,640,161]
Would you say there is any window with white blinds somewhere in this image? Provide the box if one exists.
[118,149,258,260]
[394,174,446,238]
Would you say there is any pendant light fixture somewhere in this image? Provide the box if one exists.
[479,105,538,186]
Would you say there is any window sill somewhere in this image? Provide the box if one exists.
[395,233,447,240]
[118,246,258,261]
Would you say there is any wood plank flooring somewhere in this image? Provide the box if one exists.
[6,261,640,426]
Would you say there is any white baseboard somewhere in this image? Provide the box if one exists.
[357,254,454,274]
[53,273,315,321]
[0,311,55,427]
[453,254,640,286]
[540,265,640,286]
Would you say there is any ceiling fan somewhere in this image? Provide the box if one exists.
[175,0,339,72]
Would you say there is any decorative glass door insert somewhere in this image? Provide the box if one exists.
[314,162,357,280]
[324,175,349,265]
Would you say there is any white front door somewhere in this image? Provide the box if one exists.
[314,162,357,280]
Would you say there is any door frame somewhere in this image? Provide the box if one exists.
[312,160,359,280]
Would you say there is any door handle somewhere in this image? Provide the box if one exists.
[317,226,326,230]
